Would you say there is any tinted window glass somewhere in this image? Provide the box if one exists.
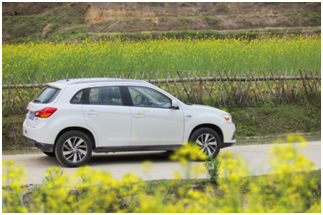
[128,86,171,108]
[89,86,123,105]
[34,87,60,103]
[70,90,85,104]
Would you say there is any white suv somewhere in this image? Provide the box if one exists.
[23,78,236,167]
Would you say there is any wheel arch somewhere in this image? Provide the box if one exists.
[188,124,224,145]
[54,127,96,151]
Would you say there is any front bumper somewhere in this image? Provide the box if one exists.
[221,130,236,148]
[23,135,54,152]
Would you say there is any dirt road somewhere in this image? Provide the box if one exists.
[2,141,321,185]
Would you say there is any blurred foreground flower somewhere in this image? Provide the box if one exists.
[2,136,320,213]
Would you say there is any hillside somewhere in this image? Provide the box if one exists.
[2,2,321,43]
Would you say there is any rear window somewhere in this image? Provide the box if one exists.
[70,89,85,104]
[34,87,61,104]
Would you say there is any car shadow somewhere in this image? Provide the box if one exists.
[88,151,174,166]
[33,151,203,168]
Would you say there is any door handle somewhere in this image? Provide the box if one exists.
[133,114,144,118]
[86,110,98,115]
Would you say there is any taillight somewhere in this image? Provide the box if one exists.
[34,108,57,118]
[26,109,29,114]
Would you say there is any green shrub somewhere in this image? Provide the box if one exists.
[205,156,221,185]
[229,14,237,18]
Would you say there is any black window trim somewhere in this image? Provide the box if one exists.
[69,85,179,109]
[120,86,133,106]
[124,85,179,110]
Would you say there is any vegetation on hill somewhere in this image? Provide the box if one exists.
[2,2,321,43]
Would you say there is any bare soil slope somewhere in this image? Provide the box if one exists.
[2,2,321,43]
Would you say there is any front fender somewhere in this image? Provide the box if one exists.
[183,113,225,142]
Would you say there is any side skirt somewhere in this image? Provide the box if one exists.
[221,142,234,148]
[94,145,182,153]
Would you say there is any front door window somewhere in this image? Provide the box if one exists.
[128,86,172,108]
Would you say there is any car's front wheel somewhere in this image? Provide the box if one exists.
[189,128,221,159]
[55,130,92,167]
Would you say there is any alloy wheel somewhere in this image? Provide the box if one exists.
[62,136,88,163]
[195,133,217,156]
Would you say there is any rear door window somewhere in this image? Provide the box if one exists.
[33,87,60,103]
[89,86,123,105]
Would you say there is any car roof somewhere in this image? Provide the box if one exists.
[54,78,149,85]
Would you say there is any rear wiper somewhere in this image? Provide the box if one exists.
[33,99,41,103]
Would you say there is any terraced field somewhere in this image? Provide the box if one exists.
[2,35,321,78]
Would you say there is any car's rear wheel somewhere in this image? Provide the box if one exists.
[42,151,56,157]
[189,128,221,159]
[55,130,92,167]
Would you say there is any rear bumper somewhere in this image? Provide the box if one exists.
[23,135,54,152]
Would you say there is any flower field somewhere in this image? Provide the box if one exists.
[2,136,321,213]
[2,35,321,79]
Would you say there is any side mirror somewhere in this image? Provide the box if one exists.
[171,99,178,109]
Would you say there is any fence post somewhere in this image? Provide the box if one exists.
[199,80,203,102]
[281,72,285,100]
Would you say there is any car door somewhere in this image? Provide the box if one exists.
[126,85,184,146]
[83,85,132,147]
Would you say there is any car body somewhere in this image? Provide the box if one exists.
[23,78,236,167]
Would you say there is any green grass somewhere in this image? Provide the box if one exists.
[175,17,193,23]
[3,149,43,155]
[235,132,321,146]
[313,29,321,34]
[2,114,30,150]
[284,13,299,17]
[141,169,321,197]
[223,96,321,137]
[202,15,213,20]
[301,12,310,17]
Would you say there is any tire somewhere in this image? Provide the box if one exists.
[55,130,92,167]
[42,151,56,157]
[189,128,221,159]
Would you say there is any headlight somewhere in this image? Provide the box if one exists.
[222,114,232,123]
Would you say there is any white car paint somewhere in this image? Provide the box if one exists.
[23,78,236,166]
[129,106,184,146]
